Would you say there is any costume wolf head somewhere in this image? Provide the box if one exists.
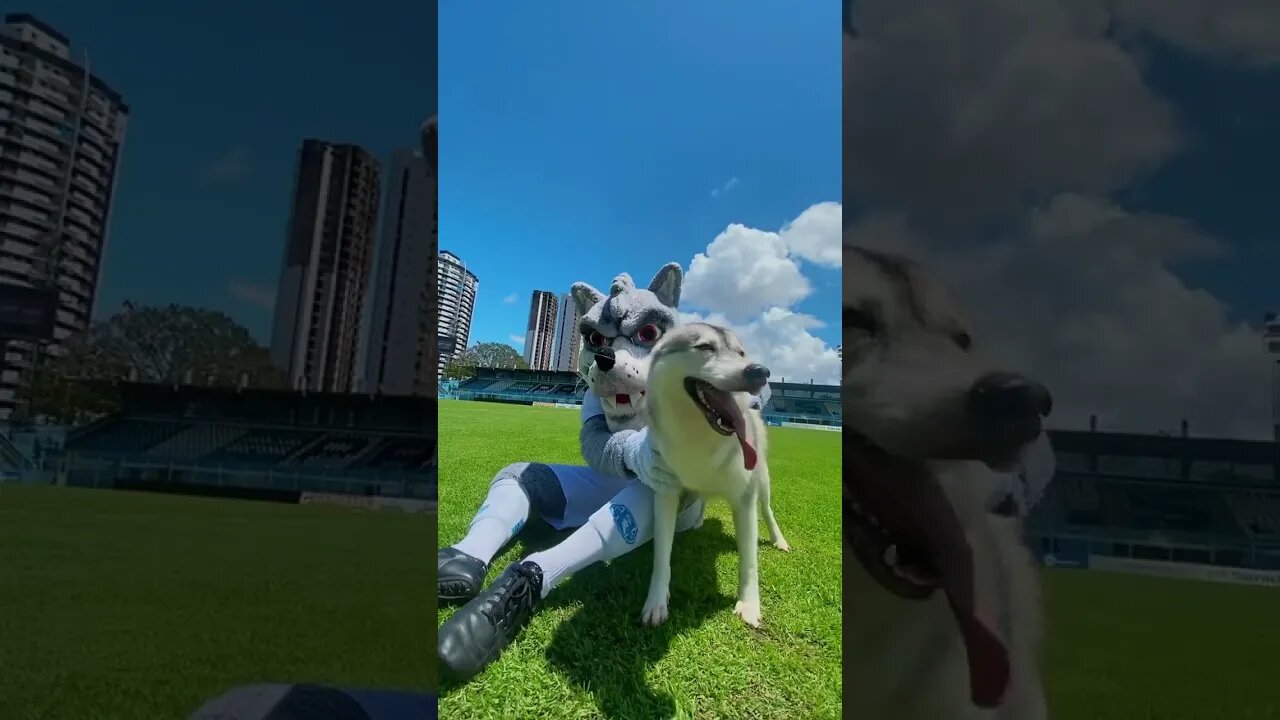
[572,263,683,432]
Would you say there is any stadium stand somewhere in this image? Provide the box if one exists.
[450,366,842,427]
[1030,427,1280,569]
[17,382,435,501]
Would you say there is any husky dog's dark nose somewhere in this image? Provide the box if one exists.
[595,346,616,372]
[968,372,1053,420]
[743,364,770,390]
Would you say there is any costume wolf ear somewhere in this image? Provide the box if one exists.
[648,263,683,308]
[571,282,605,316]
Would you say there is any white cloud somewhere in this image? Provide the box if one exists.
[711,176,740,198]
[683,202,842,322]
[503,293,518,304]
[509,334,525,346]
[683,224,811,320]
[779,201,842,268]
[679,203,843,386]
[845,0,1178,226]
[842,0,1278,439]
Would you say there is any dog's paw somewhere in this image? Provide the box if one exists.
[734,600,762,628]
[775,539,791,552]
[641,593,670,627]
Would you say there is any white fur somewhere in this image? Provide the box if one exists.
[844,463,1047,719]
[843,243,1047,717]
[640,324,789,628]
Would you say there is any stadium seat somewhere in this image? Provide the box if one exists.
[294,434,374,469]
[458,376,497,391]
[360,437,434,472]
[1228,491,1280,537]
[205,428,319,464]
[147,423,248,459]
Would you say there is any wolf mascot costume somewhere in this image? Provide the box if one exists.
[437,263,735,681]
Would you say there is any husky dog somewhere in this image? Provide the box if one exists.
[639,323,790,628]
[842,245,1052,718]
[572,265,683,432]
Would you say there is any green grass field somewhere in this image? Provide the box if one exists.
[438,399,843,719]
[439,400,1280,720]
[0,484,434,720]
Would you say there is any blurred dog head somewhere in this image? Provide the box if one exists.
[842,244,1051,470]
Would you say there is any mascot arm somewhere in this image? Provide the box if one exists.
[579,415,637,479]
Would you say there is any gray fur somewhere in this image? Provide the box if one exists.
[579,415,636,478]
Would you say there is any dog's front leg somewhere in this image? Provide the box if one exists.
[731,488,762,627]
[641,488,682,627]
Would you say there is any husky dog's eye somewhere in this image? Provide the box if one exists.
[636,324,661,343]
[586,331,606,347]
[693,342,715,352]
[843,307,878,336]
[953,332,972,351]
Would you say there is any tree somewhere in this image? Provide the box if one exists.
[21,303,286,423]
[441,358,476,380]
[446,342,528,377]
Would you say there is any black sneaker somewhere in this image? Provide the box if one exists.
[438,560,544,682]
[438,548,488,604]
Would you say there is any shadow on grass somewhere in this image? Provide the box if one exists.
[437,518,741,718]
[543,516,740,719]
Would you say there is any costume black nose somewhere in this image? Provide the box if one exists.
[743,364,770,389]
[595,346,616,372]
[968,372,1053,420]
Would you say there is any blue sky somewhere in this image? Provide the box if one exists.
[26,1,436,341]
[439,2,842,374]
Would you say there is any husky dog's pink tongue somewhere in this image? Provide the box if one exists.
[698,386,757,470]
[895,468,1008,705]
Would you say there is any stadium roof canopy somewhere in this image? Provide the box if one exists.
[1050,428,1278,465]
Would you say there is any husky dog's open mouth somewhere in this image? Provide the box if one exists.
[684,377,758,470]
[844,417,1043,709]
[844,435,943,600]
[845,432,1016,708]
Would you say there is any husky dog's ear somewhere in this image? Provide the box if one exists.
[648,263,683,309]
[609,273,635,297]
[571,282,605,315]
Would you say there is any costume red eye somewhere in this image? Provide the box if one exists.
[587,331,606,347]
[636,324,661,343]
